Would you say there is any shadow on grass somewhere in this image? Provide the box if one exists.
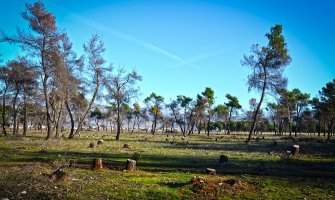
[1,149,335,178]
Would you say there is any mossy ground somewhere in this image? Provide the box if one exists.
[0,130,334,199]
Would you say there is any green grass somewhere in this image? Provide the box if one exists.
[0,130,334,199]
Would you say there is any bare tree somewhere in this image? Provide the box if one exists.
[104,67,142,140]
[72,34,107,138]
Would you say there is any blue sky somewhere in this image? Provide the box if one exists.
[1,0,334,110]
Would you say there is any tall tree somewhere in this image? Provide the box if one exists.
[1,2,66,139]
[105,67,142,140]
[73,34,107,138]
[90,107,102,131]
[224,94,242,134]
[213,104,229,133]
[266,102,280,135]
[201,87,215,136]
[144,92,164,135]
[7,58,36,136]
[242,24,291,144]
[132,103,141,132]
[292,88,310,136]
[310,97,322,136]
[0,66,11,135]
[319,79,335,140]
[168,95,193,136]
[278,89,296,136]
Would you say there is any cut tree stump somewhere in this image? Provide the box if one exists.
[89,142,95,148]
[125,159,136,171]
[206,168,216,175]
[92,158,103,170]
[292,145,300,156]
[97,139,104,145]
[219,155,228,164]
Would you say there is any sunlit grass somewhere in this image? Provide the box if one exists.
[0,130,334,199]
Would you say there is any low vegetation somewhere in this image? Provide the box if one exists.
[0,130,334,199]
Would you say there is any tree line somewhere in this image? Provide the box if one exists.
[0,2,334,142]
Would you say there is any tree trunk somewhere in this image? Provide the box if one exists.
[23,87,28,136]
[12,88,20,136]
[227,108,233,135]
[42,75,52,140]
[317,119,321,137]
[131,117,136,133]
[171,108,184,135]
[65,100,75,139]
[74,84,99,137]
[55,101,63,138]
[207,114,210,137]
[151,113,157,135]
[116,102,121,140]
[246,66,267,144]
[2,83,8,136]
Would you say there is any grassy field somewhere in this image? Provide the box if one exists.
[0,130,335,199]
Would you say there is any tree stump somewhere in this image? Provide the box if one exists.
[89,142,95,148]
[123,143,131,149]
[206,168,216,175]
[125,159,136,171]
[292,145,300,156]
[92,158,103,170]
[97,139,104,145]
[273,141,278,146]
[219,155,228,164]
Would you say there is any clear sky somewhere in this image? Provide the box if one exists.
[1,0,334,110]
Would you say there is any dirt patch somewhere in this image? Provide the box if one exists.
[188,176,256,198]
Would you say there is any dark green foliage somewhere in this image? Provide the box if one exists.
[242,25,291,143]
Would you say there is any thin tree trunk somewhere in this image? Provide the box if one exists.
[207,114,211,137]
[23,87,28,136]
[65,100,75,139]
[74,85,99,137]
[227,108,233,135]
[12,88,20,136]
[55,101,63,138]
[116,102,121,140]
[2,84,8,136]
[152,113,157,135]
[246,66,267,144]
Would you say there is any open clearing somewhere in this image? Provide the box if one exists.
[0,130,335,199]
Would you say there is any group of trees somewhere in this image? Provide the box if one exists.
[0,2,141,140]
[0,2,334,141]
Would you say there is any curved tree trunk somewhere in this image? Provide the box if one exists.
[65,100,75,139]
[74,85,99,137]
[247,66,267,144]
